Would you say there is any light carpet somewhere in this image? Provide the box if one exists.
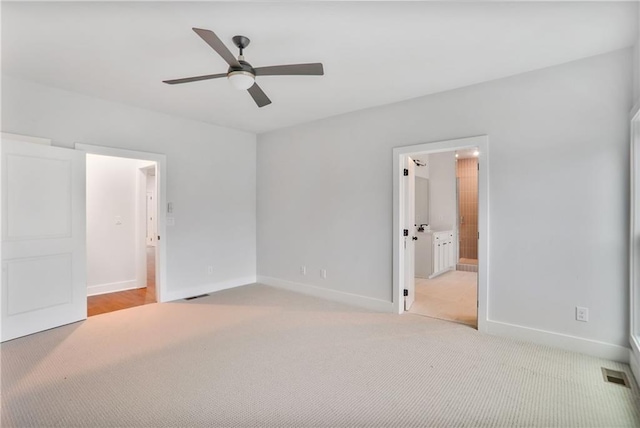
[1,284,639,427]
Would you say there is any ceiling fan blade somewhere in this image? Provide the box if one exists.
[163,73,227,85]
[192,28,241,68]
[254,63,324,76]
[247,83,272,108]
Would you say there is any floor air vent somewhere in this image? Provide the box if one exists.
[601,368,630,388]
[184,294,209,301]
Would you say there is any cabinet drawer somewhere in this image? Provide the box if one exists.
[434,231,452,241]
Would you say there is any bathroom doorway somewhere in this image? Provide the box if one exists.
[393,135,488,332]
[406,148,478,327]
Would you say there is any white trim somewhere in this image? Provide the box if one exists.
[163,276,256,302]
[630,107,640,378]
[393,135,489,334]
[0,132,51,146]
[630,336,640,386]
[428,266,455,280]
[487,320,630,362]
[74,143,168,303]
[87,280,142,297]
[258,276,394,312]
[630,101,640,121]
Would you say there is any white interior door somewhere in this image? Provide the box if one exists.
[1,140,86,342]
[404,157,416,310]
[146,192,156,246]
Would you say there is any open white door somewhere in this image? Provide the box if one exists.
[404,156,416,310]
[1,140,86,342]
[146,192,156,246]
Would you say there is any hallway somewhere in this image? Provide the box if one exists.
[87,247,156,316]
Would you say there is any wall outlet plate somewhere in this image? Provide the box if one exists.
[576,306,589,322]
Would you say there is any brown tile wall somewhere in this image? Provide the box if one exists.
[457,158,478,260]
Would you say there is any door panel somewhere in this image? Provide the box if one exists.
[6,155,72,239]
[2,140,86,342]
[404,157,416,311]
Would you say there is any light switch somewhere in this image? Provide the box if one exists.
[167,202,174,214]
[115,216,122,225]
[166,217,175,226]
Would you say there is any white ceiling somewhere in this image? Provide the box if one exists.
[2,2,637,134]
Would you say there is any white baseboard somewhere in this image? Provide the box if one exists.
[486,320,630,362]
[258,276,394,313]
[629,336,640,386]
[162,276,256,302]
[87,280,141,296]
[429,266,454,279]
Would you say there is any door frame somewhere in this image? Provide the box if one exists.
[393,135,489,333]
[75,143,168,303]
[628,103,640,381]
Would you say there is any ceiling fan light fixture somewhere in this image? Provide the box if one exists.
[228,71,255,90]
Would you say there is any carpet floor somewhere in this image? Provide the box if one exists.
[1,284,639,427]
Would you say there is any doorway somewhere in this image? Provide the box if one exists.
[404,149,478,327]
[75,143,167,316]
[84,154,158,316]
[393,135,488,332]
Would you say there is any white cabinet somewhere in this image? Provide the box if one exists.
[431,230,455,278]
[415,229,455,279]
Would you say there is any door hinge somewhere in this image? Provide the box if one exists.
[403,229,409,237]
[404,289,409,297]
[477,163,479,171]
[403,168,408,176]
[477,232,479,239]
[158,235,161,241]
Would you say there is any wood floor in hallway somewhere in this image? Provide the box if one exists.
[410,270,477,327]
[87,246,156,317]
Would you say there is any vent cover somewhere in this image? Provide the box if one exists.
[184,294,209,301]
[601,368,630,388]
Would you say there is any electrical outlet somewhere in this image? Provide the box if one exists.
[300,265,306,275]
[576,306,589,322]
[207,266,214,275]
[320,269,327,279]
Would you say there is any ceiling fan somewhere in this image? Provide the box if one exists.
[163,28,324,108]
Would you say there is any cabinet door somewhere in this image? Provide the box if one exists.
[434,243,440,274]
[442,240,448,268]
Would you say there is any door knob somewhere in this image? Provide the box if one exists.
[412,236,418,241]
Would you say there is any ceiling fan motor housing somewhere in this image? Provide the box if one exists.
[229,60,255,77]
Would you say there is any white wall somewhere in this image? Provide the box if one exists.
[86,154,149,295]
[257,49,633,355]
[427,151,457,232]
[635,4,640,103]
[2,75,257,301]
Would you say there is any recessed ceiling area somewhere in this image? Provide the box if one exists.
[1,2,637,134]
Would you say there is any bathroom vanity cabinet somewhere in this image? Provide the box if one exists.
[415,229,455,279]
